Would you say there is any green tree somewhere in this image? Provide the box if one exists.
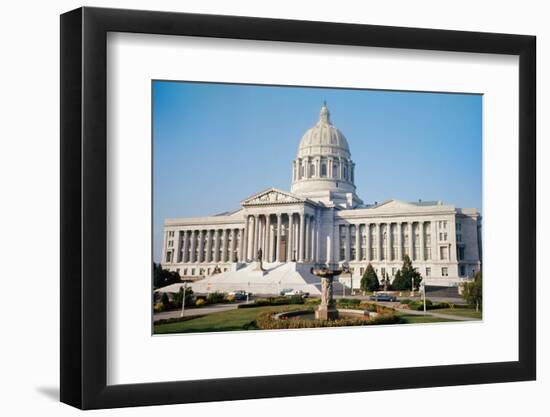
[391,255,422,291]
[153,262,181,289]
[463,271,482,312]
[172,286,194,308]
[360,263,379,292]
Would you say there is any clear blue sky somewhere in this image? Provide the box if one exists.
[153,81,482,262]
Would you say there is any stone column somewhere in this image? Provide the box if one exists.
[273,214,280,262]
[253,215,260,258]
[213,230,220,263]
[419,222,425,261]
[205,230,212,263]
[387,224,392,261]
[315,216,321,263]
[344,224,351,262]
[376,224,382,261]
[265,215,271,262]
[311,216,316,263]
[243,216,250,262]
[230,229,237,262]
[355,224,361,262]
[189,231,196,263]
[287,213,294,262]
[196,230,204,263]
[304,215,311,262]
[181,230,189,263]
[333,222,340,262]
[408,222,414,260]
[397,222,403,261]
[298,213,305,262]
[431,221,438,260]
[365,224,371,262]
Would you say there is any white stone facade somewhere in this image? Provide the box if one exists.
[161,104,481,288]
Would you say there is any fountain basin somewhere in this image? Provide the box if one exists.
[274,309,375,322]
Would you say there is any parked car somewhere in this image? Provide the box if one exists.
[228,290,249,300]
[280,288,294,296]
[369,293,397,302]
[283,289,310,298]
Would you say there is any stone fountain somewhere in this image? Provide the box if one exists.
[312,266,343,320]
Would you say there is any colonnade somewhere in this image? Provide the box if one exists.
[337,220,439,263]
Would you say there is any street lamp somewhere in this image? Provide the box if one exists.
[179,282,188,318]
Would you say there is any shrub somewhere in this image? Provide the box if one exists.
[304,298,321,305]
[360,263,379,292]
[225,294,236,303]
[399,299,413,305]
[160,292,170,308]
[206,292,226,304]
[337,298,361,309]
[195,298,206,307]
[154,315,204,326]
[153,302,165,313]
[172,287,194,308]
[409,299,433,311]
[288,295,305,305]
[369,314,401,325]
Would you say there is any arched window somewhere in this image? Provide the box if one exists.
[310,163,315,177]
[321,163,327,177]
[333,163,338,178]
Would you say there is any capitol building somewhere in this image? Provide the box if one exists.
[161,104,481,293]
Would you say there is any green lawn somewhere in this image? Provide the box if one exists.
[154,305,304,334]
[395,312,457,324]
[430,308,482,319]
[154,304,464,334]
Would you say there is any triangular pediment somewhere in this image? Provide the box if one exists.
[241,188,306,206]
[371,200,417,210]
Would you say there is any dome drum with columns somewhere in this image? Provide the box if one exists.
[291,103,362,208]
[161,104,481,292]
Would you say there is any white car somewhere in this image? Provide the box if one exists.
[283,289,310,298]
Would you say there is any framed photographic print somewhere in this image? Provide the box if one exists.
[60,6,536,410]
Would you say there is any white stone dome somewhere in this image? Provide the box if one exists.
[296,104,351,159]
[290,104,363,208]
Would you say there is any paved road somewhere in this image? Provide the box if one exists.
[154,302,244,321]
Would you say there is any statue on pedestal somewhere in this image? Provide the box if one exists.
[254,248,264,271]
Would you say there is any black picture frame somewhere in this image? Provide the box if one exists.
[60,6,536,410]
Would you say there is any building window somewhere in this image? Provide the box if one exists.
[168,240,173,247]
[183,269,187,275]
[360,267,365,276]
[310,163,316,177]
[440,246,448,260]
[457,246,465,261]
[457,234,462,242]
[166,252,172,263]
[459,265,466,276]
[381,267,386,277]
[425,247,432,260]
[191,268,195,275]
[321,163,327,177]
[392,267,397,276]
[457,222,462,231]
[441,267,448,276]
[426,267,431,277]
